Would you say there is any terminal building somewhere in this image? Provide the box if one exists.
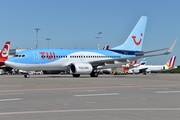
[9,48,28,58]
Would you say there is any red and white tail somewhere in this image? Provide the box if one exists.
[103,45,109,50]
[129,60,137,66]
[0,41,10,62]
[165,56,176,68]
[139,58,147,65]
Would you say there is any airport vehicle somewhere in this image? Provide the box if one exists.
[0,41,10,66]
[4,16,176,78]
[130,56,177,74]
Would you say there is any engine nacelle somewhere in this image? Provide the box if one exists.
[70,63,93,74]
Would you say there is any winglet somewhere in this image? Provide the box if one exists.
[165,39,177,54]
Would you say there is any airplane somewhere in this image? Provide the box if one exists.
[0,41,10,67]
[4,16,177,78]
[124,58,147,68]
[122,58,147,74]
[130,56,177,74]
[101,59,139,75]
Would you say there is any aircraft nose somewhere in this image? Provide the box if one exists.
[5,60,14,67]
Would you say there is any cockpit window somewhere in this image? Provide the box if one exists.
[14,55,18,57]
[13,54,25,57]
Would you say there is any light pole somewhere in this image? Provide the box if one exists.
[35,28,41,49]
[95,32,102,49]
[46,38,51,48]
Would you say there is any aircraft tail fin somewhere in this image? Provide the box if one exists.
[103,45,109,50]
[140,58,147,65]
[111,16,147,51]
[0,41,10,62]
[165,56,176,68]
[129,60,137,66]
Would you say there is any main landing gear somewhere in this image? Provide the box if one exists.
[72,74,80,77]
[24,73,30,78]
[72,71,99,77]
[90,70,99,77]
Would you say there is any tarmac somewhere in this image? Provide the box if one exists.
[0,73,180,120]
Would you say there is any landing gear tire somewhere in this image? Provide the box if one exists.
[90,72,98,77]
[24,74,30,78]
[72,74,80,77]
[143,72,147,75]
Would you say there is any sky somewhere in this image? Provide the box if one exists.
[0,0,180,65]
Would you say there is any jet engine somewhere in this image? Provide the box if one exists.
[70,63,93,74]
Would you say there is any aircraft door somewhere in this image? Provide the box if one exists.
[163,66,165,70]
[33,51,39,62]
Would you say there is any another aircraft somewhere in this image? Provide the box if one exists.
[102,46,147,74]
[130,56,177,74]
[103,45,109,50]
[0,41,10,67]
[123,58,147,74]
[4,16,176,78]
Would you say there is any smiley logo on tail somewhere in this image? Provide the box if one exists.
[132,33,143,45]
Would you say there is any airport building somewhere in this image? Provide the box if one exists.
[9,48,28,58]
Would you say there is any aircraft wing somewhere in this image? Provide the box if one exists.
[135,48,168,55]
[139,67,148,73]
[64,39,176,69]
[131,39,177,59]
[135,39,177,55]
[89,58,129,66]
[89,39,177,67]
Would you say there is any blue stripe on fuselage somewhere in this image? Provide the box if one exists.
[108,49,144,56]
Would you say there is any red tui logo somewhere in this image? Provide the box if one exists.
[132,33,143,45]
